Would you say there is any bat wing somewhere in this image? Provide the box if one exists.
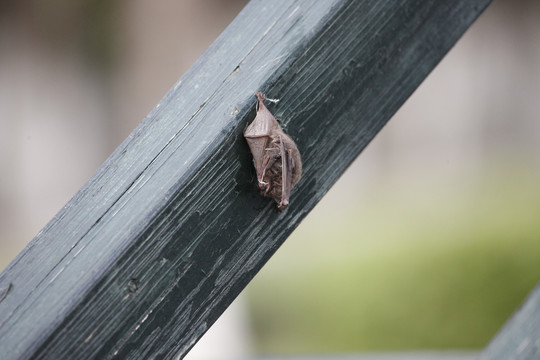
[243,93,280,138]
[244,92,282,184]
[245,136,269,182]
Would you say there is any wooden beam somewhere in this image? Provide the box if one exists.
[480,282,540,359]
[0,0,492,358]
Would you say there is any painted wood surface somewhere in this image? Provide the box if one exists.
[0,1,492,358]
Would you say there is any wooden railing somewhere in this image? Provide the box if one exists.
[3,0,535,359]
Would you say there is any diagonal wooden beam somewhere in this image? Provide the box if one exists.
[0,0,492,358]
[480,281,540,359]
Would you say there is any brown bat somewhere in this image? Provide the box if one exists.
[244,92,302,211]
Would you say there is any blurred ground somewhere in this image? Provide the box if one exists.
[0,0,539,358]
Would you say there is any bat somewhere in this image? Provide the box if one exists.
[244,92,302,211]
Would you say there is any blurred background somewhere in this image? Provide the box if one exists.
[1,0,539,358]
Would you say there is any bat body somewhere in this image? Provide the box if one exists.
[244,92,302,210]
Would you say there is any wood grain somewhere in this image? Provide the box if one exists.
[0,0,492,358]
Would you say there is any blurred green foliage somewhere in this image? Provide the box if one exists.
[246,165,540,352]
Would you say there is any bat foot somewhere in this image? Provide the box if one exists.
[254,92,279,104]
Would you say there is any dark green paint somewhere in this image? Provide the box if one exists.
[0,0,494,359]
